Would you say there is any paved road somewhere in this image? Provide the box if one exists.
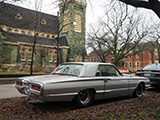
[0,84,25,99]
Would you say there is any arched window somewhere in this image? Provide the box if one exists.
[48,49,57,63]
[124,62,127,68]
[90,57,92,62]
[21,30,25,34]
[136,61,140,67]
[63,14,69,33]
[94,57,96,62]
[129,62,132,68]
[20,46,32,61]
[74,14,81,32]
[14,29,19,33]
[47,35,50,38]
[97,57,99,61]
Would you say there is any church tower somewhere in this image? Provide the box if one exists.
[59,0,87,62]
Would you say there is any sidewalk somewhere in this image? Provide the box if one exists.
[0,78,16,81]
[0,78,16,84]
[0,84,25,99]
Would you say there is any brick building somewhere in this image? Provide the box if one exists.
[88,51,113,63]
[88,42,159,72]
[123,49,158,72]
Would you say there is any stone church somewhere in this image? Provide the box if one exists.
[0,0,87,72]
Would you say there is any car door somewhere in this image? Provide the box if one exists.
[98,65,130,98]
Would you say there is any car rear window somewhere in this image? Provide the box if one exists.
[54,64,83,75]
[142,64,160,71]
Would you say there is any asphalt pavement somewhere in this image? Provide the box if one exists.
[0,84,25,99]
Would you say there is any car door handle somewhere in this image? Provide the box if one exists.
[104,79,110,82]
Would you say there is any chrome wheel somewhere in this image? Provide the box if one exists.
[133,83,143,97]
[75,89,94,107]
[79,90,91,104]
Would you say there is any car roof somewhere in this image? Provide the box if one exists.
[62,62,112,65]
[142,63,160,71]
[61,62,117,77]
[144,63,160,66]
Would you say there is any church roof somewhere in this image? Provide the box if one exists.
[0,2,70,48]
[3,32,69,47]
[0,2,59,34]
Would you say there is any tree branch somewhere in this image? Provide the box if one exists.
[119,0,152,9]
[119,0,160,18]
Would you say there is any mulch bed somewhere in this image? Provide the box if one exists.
[0,91,160,120]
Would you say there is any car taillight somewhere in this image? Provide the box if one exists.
[32,84,41,91]
[157,72,160,75]
[16,81,23,86]
[135,71,139,75]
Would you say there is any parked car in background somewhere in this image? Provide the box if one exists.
[135,63,160,87]
[14,62,150,107]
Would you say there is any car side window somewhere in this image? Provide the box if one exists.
[96,65,121,76]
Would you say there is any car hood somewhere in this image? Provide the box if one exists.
[16,75,78,84]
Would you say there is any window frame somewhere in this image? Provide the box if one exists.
[129,61,132,68]
[95,65,122,77]
[20,46,32,62]
[136,54,139,59]
[124,62,127,68]
[74,13,82,32]
[136,61,140,67]
[48,49,56,63]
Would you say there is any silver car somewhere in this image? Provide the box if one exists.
[14,62,150,107]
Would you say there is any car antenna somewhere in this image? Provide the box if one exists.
[155,61,158,65]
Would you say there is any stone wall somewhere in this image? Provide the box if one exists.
[0,64,56,72]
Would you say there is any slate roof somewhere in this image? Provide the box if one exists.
[0,2,69,47]
[3,32,69,47]
[0,2,59,34]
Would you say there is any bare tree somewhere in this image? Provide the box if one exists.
[87,26,112,63]
[147,23,160,63]
[87,2,150,66]
[29,0,43,75]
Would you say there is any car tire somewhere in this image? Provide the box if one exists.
[75,89,94,107]
[133,83,143,97]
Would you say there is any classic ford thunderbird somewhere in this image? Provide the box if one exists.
[14,62,150,107]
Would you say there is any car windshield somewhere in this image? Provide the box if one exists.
[53,64,83,76]
[142,64,160,71]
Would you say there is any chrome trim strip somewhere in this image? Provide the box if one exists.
[96,90,104,93]
[146,84,150,88]
[96,88,129,94]
[104,90,111,93]
[46,92,78,97]
[111,88,128,91]
[104,88,129,93]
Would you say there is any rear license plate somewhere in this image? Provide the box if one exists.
[144,74,151,77]
[24,89,31,96]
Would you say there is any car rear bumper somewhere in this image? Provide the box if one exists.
[148,77,160,85]
[14,84,75,102]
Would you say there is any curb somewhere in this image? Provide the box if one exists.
[0,78,16,84]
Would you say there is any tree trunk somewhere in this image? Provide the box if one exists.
[119,0,160,19]
[30,36,36,75]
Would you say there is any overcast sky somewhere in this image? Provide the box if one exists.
[9,0,159,31]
